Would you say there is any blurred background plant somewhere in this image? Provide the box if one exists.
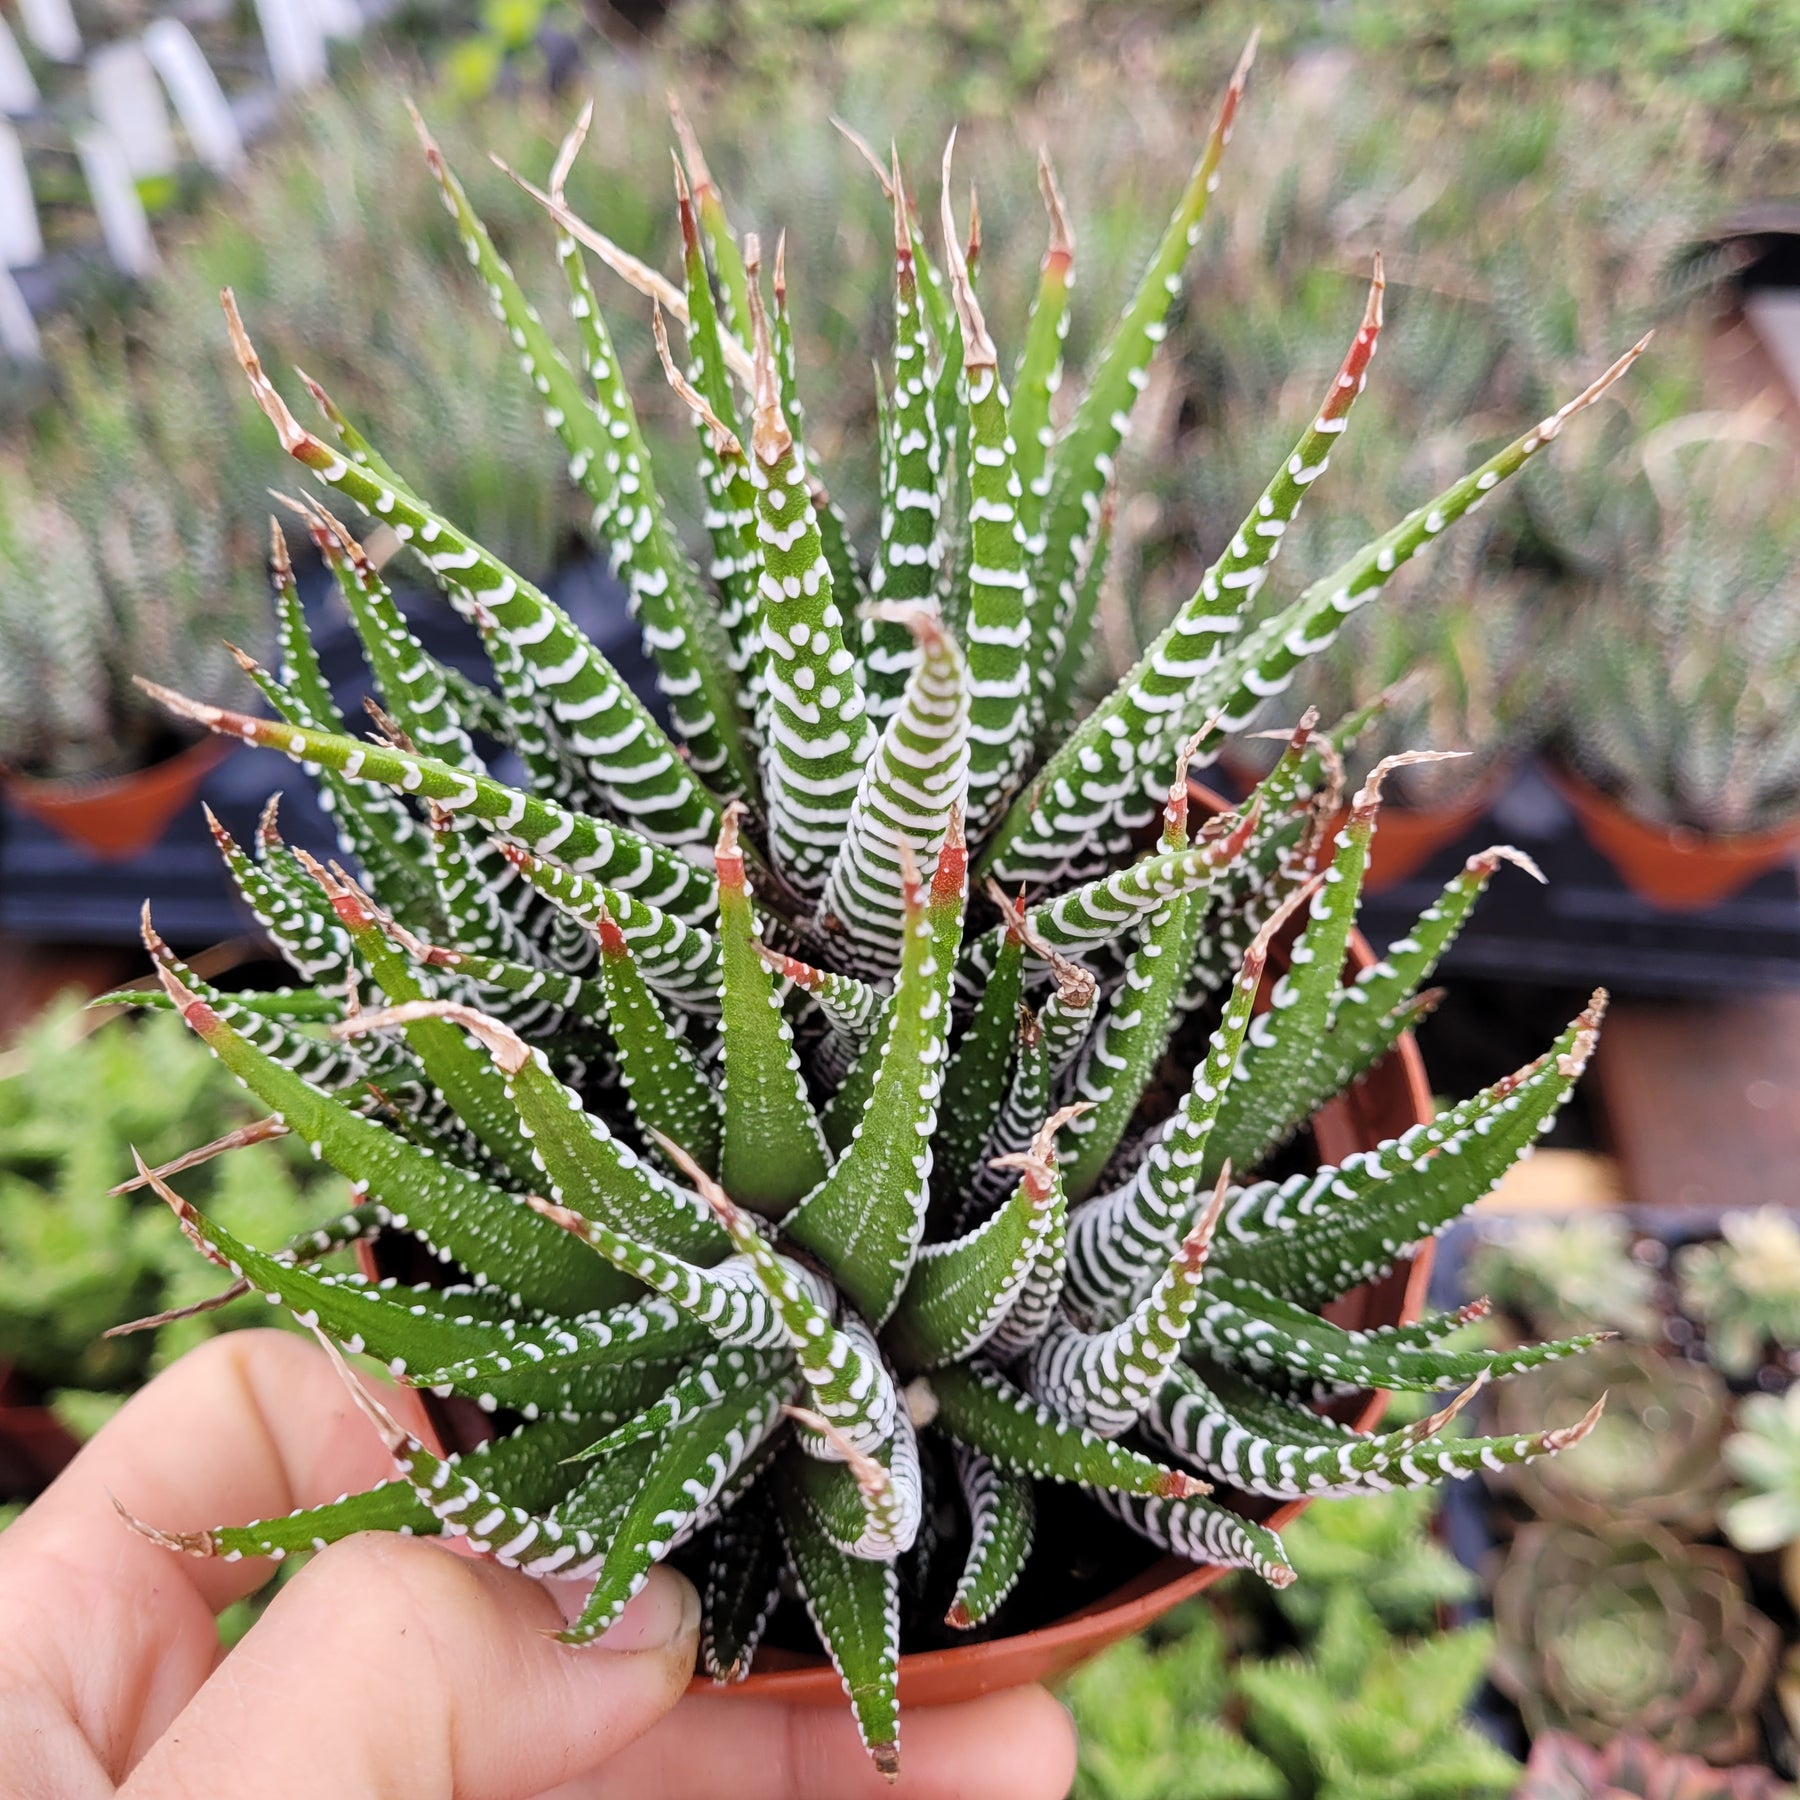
[1066,1487,1513,1800]
[0,361,254,779]
[1678,1209,1800,1378]
[1516,1730,1799,1800]
[1550,426,1800,839]
[1723,1386,1800,1611]
[1494,1342,1732,1535]
[1493,1523,1781,1764]
[0,993,344,1404]
[1466,1213,1663,1341]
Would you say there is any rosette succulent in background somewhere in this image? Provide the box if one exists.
[1493,1341,1730,1536]
[1723,1386,1800,1614]
[1466,1213,1663,1343]
[1493,1524,1781,1764]
[1678,1211,1800,1382]
[1517,1732,1798,1800]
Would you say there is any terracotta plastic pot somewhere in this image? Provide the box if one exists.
[363,783,1435,1708]
[1545,762,1800,912]
[2,736,232,861]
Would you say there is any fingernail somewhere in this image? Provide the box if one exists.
[596,1567,700,1654]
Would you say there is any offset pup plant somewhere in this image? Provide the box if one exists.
[116,45,1635,1772]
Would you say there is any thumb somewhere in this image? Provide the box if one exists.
[122,1537,699,1799]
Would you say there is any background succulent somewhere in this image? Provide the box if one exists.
[1723,1386,1800,1598]
[1493,1341,1730,1535]
[1067,1599,1290,1800]
[1265,1480,1476,1640]
[1516,1731,1799,1800]
[1493,1523,1781,1763]
[1466,1213,1663,1342]
[1678,1209,1800,1379]
[0,401,255,781]
[1234,1589,1520,1800]
[0,995,342,1395]
[104,57,1627,1769]
[1067,1489,1515,1800]
[1552,427,1800,838]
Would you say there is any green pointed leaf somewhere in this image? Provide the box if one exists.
[945,1447,1035,1630]
[144,930,613,1314]
[592,902,723,1176]
[775,1459,902,1778]
[924,1362,1202,1501]
[715,808,830,1214]
[559,1369,789,1643]
[1027,44,1255,731]
[1214,996,1606,1306]
[701,1482,785,1682]
[785,829,966,1323]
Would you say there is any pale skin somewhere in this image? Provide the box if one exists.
[0,1331,1078,1799]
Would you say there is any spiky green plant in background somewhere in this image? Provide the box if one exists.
[0,362,254,779]
[1555,427,1800,838]
[111,49,1636,1770]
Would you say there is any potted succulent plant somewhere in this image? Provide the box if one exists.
[1677,1209,1800,1382]
[1493,1523,1782,1764]
[1516,1731,1798,1800]
[99,55,1639,1773]
[0,369,258,859]
[1548,419,1800,910]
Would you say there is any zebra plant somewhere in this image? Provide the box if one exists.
[115,45,1634,1774]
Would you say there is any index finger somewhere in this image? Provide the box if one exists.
[0,1329,423,1782]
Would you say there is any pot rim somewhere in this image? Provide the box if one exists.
[0,732,230,805]
[1544,758,1800,855]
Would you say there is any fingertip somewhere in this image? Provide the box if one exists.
[939,1685,1079,1798]
[593,1565,702,1657]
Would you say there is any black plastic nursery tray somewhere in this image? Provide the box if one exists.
[1355,764,1800,997]
[0,557,647,951]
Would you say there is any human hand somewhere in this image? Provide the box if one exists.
[0,1330,1077,1798]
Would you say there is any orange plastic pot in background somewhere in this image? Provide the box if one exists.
[3,737,233,862]
[1545,762,1800,913]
